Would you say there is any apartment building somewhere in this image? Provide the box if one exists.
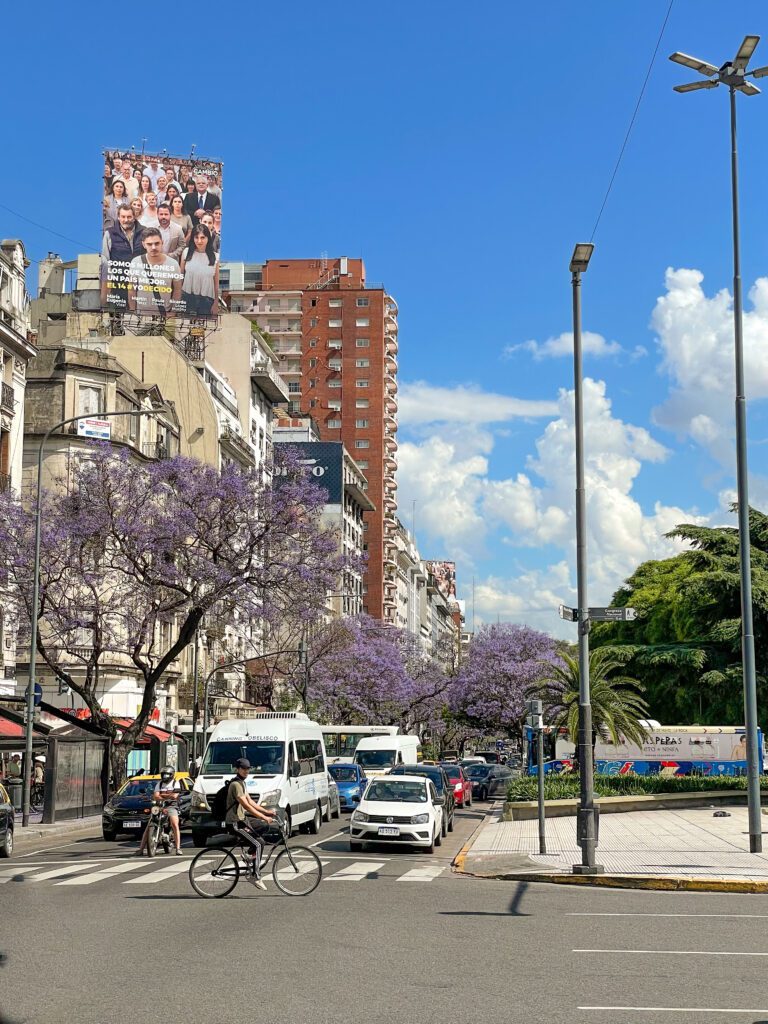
[222,257,399,621]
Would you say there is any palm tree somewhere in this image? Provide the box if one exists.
[538,647,649,749]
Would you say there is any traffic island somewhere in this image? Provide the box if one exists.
[452,804,768,893]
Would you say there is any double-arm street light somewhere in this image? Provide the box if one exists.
[569,242,602,875]
[22,407,167,826]
[670,35,767,853]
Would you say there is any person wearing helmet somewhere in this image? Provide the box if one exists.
[135,767,183,856]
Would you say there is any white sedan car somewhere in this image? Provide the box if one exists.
[349,775,443,853]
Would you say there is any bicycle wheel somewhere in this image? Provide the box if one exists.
[189,847,239,898]
[272,845,323,896]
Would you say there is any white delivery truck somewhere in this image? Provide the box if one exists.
[353,734,422,778]
[189,713,329,846]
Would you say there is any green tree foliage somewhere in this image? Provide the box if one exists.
[591,508,768,728]
[537,647,649,747]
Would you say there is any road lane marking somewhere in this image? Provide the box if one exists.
[574,948,768,957]
[0,862,100,883]
[397,866,445,882]
[123,861,193,884]
[25,863,103,881]
[57,861,148,885]
[568,913,768,919]
[579,1007,768,1015]
[309,830,347,848]
[326,860,385,881]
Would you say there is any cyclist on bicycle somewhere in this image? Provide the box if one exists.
[135,766,183,856]
[226,757,276,890]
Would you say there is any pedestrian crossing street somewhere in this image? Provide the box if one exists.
[1,855,451,889]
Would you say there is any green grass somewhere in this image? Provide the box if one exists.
[506,773,768,802]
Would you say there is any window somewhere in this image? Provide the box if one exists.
[309,399,317,409]
[328,361,342,371]
[329,339,342,348]
[355,419,369,428]
[355,399,369,408]
[288,382,301,394]
[355,358,369,368]
[77,384,104,416]
[355,318,369,327]
[310,298,317,307]
[310,318,318,327]
[309,379,316,389]
[355,338,369,348]
[328,400,341,410]
[357,460,369,469]
[328,418,342,429]
[355,439,369,449]
[309,338,318,348]
[328,380,342,389]
[329,319,342,328]
[356,297,370,307]
[356,379,369,388]
[309,357,317,368]
[329,298,342,307]
[295,739,324,775]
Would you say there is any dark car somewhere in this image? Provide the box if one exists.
[328,762,367,811]
[463,762,513,801]
[0,783,13,858]
[387,764,455,835]
[102,773,193,841]
[326,773,342,820]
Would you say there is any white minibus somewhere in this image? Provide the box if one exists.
[353,734,422,777]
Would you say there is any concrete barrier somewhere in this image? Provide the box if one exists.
[502,789,754,820]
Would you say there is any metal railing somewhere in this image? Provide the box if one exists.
[142,442,170,460]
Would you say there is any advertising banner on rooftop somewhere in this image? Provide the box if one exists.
[427,560,457,602]
[101,148,222,318]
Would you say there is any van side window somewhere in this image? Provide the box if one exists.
[287,743,298,776]
[295,739,324,775]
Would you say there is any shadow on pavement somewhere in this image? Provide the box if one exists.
[439,881,531,918]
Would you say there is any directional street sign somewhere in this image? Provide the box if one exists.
[588,607,638,622]
[558,605,579,622]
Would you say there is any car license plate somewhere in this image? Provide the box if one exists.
[123,821,142,828]
[378,826,399,837]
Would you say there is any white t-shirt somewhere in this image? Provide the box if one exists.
[154,779,181,799]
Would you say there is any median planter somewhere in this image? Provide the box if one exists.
[502,789,752,821]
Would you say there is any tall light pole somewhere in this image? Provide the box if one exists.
[670,35,766,853]
[570,242,602,875]
[22,407,167,826]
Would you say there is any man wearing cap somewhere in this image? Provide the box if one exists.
[225,758,276,890]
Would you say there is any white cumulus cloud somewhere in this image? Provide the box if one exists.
[505,330,622,361]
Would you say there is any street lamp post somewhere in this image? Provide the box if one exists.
[570,242,602,875]
[22,407,167,826]
[670,35,767,853]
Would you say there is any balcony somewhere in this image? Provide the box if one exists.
[385,336,398,355]
[208,380,240,418]
[251,360,290,403]
[0,382,14,413]
[220,424,256,466]
[141,442,171,460]
[385,374,398,394]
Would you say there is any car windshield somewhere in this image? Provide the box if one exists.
[329,766,358,782]
[464,765,491,778]
[118,780,155,797]
[355,749,396,768]
[201,741,285,775]
[365,780,427,803]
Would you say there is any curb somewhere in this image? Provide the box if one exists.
[454,867,768,894]
[14,818,101,846]
[452,803,499,874]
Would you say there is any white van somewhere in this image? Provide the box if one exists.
[353,734,422,777]
[189,713,329,846]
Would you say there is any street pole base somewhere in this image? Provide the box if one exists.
[749,835,763,854]
[572,863,605,875]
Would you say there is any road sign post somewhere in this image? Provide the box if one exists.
[526,699,546,855]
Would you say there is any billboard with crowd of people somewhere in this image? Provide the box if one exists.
[427,560,457,602]
[101,149,223,318]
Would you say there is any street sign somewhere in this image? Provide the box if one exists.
[25,682,43,706]
[558,605,579,622]
[77,417,111,440]
[588,607,638,622]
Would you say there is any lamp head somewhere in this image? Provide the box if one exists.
[570,243,594,274]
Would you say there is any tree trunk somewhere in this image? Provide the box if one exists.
[110,741,129,792]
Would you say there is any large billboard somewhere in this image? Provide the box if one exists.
[427,560,457,602]
[273,442,344,504]
[101,148,223,318]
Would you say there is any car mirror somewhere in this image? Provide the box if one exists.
[290,761,301,778]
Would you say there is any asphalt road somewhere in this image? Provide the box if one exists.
[5,805,768,1024]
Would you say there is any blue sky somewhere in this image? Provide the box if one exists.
[5,1,768,634]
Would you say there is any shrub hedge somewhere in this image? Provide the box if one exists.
[506,773,768,802]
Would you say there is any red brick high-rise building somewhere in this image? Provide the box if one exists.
[224,257,398,620]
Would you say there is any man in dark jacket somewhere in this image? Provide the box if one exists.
[100,204,146,311]
[183,175,221,221]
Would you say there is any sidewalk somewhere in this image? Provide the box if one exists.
[13,815,102,847]
[455,803,768,892]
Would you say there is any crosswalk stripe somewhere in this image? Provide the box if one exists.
[123,860,192,884]
[26,863,103,881]
[56,860,148,885]
[397,865,445,882]
[326,860,385,881]
[0,862,100,883]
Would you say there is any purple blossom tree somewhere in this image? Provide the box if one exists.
[452,623,559,741]
[0,446,344,781]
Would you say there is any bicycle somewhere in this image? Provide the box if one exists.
[29,782,45,812]
[188,810,322,898]
[145,801,175,857]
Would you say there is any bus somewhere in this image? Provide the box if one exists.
[526,725,762,777]
[321,725,400,764]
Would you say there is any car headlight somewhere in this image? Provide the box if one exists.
[350,788,361,797]
[192,795,210,811]
[411,813,429,824]
[351,810,369,823]
[260,789,281,809]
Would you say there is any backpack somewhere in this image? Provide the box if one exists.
[210,779,234,822]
